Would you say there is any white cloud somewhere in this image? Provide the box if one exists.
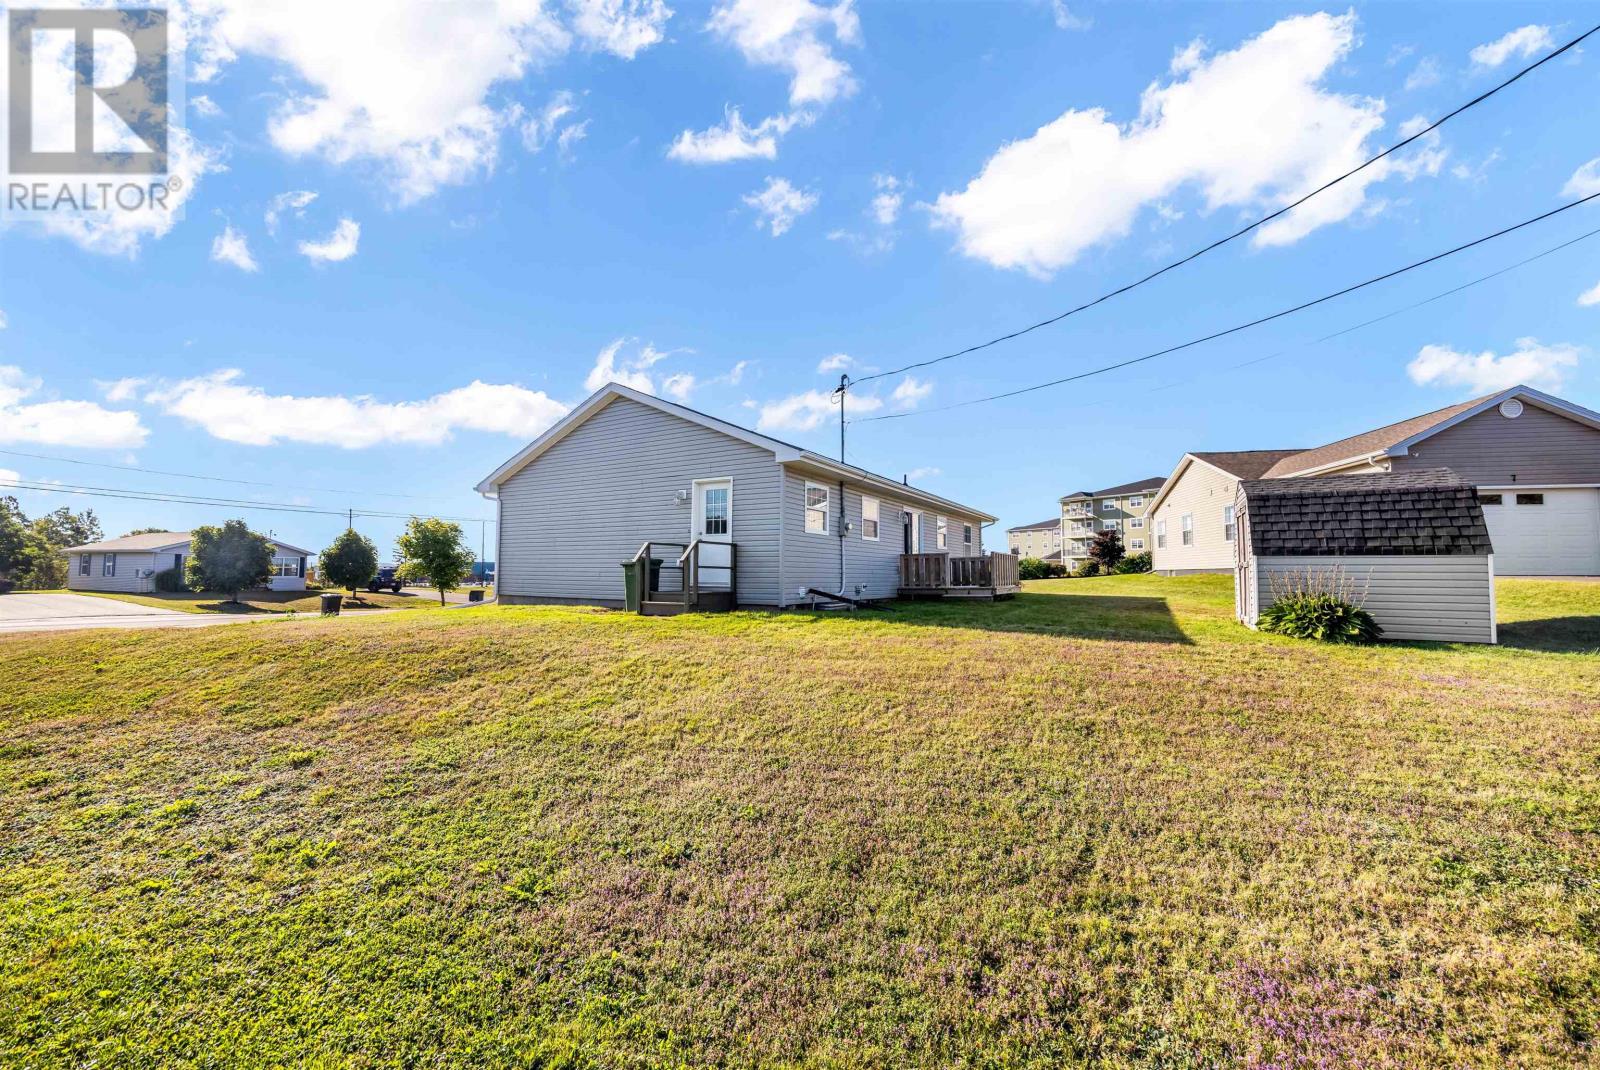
[191,93,222,118]
[756,388,880,432]
[832,173,907,253]
[1048,1,1090,31]
[1562,158,1600,199]
[264,189,318,235]
[0,366,149,449]
[707,0,861,107]
[1578,281,1600,308]
[568,0,673,58]
[662,372,696,401]
[297,218,361,263]
[890,376,932,408]
[522,91,579,151]
[817,353,853,373]
[145,370,568,448]
[1469,25,1554,70]
[1404,57,1441,91]
[930,13,1440,277]
[210,224,259,272]
[906,466,941,481]
[97,377,148,403]
[186,1,590,203]
[667,107,801,164]
[583,338,675,394]
[0,468,19,486]
[1406,337,1579,394]
[871,173,904,226]
[743,177,819,236]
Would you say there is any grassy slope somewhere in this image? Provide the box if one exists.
[2,576,1597,1068]
[48,588,445,614]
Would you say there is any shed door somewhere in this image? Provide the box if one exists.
[1479,488,1600,575]
[692,480,733,590]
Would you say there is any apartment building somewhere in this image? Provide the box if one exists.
[1058,477,1166,570]
[1007,518,1063,560]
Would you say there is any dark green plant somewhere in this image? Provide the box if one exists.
[1018,557,1052,580]
[1088,528,1124,571]
[320,529,379,595]
[1072,560,1100,579]
[186,520,273,603]
[1259,592,1383,644]
[1112,551,1152,575]
[153,566,189,593]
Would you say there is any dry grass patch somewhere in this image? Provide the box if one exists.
[1,576,1597,1067]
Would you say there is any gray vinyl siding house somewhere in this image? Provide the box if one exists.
[478,383,994,608]
[63,531,312,593]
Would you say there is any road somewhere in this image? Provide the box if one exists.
[0,592,295,635]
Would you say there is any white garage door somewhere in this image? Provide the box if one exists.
[1479,488,1600,576]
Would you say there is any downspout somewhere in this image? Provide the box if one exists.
[839,477,847,595]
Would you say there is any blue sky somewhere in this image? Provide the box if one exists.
[3,0,1598,555]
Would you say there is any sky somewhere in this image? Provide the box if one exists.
[3,0,1599,556]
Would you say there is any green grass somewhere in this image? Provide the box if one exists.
[36,587,448,614]
[2,575,1597,1067]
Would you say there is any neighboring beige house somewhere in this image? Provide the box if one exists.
[1058,477,1165,570]
[1150,384,1600,576]
[1007,518,1062,561]
[63,531,312,593]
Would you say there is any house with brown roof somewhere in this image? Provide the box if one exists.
[1149,384,1600,576]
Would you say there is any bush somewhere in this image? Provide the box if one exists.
[153,567,189,593]
[1258,568,1382,644]
[1071,560,1100,579]
[1112,551,1152,575]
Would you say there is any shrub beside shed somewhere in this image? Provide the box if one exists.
[1234,469,1497,644]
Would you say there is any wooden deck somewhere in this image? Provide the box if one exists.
[631,539,738,615]
[898,551,1020,600]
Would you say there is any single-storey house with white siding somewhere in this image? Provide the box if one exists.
[62,531,312,593]
[1151,385,1600,577]
[1235,469,1497,644]
[475,383,1006,610]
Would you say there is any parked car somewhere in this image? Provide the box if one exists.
[367,566,403,594]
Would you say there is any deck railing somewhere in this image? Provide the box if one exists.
[633,539,736,610]
[899,551,1019,591]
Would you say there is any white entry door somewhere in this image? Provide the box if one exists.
[692,479,733,590]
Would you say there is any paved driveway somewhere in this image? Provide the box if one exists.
[0,593,259,635]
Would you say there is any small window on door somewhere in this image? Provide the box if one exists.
[962,523,972,546]
[861,496,879,541]
[1515,493,1544,506]
[1477,493,1503,505]
[703,485,729,535]
[804,482,830,534]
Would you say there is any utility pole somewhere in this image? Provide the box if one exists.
[832,373,849,464]
[347,507,353,531]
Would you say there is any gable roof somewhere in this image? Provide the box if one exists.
[1260,385,1600,478]
[62,531,313,555]
[1239,468,1492,557]
[1008,518,1060,532]
[476,382,996,522]
[1147,449,1307,514]
[1094,476,1167,497]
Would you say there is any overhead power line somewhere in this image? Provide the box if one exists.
[0,446,461,503]
[0,478,490,524]
[853,20,1600,386]
[856,192,1600,422]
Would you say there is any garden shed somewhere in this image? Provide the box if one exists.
[1234,469,1497,644]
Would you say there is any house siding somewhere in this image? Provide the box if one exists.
[496,395,784,606]
[66,551,161,593]
[1150,463,1240,573]
[1388,402,1600,485]
[779,469,986,602]
[1247,555,1495,644]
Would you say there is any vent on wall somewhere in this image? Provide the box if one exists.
[1499,398,1524,419]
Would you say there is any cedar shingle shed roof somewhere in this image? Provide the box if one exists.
[1238,469,1493,557]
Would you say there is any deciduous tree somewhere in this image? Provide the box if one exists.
[395,517,475,606]
[320,529,379,596]
[186,520,273,603]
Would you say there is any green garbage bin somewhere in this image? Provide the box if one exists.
[621,558,642,612]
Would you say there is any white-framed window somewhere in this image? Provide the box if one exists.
[102,553,116,577]
[78,553,91,576]
[1101,519,1118,531]
[962,523,973,547]
[1129,517,1144,529]
[1223,504,1236,542]
[1156,519,1167,549]
[1101,499,1117,511]
[804,482,830,534]
[1129,495,1144,507]
[936,516,948,549]
[861,496,880,541]
[1180,513,1194,546]
[1130,539,1145,550]
[271,557,300,578]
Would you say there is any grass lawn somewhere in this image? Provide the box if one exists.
[2,575,1597,1067]
[41,587,450,614]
